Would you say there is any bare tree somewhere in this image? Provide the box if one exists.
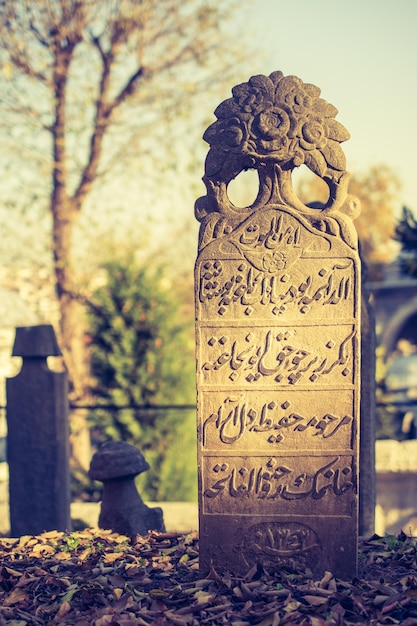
[0,0,244,399]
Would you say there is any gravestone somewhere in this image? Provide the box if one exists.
[89,441,165,536]
[6,325,71,536]
[195,72,361,577]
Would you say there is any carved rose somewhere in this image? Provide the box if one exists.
[301,118,327,150]
[232,75,275,115]
[275,75,320,115]
[262,252,286,272]
[204,72,350,180]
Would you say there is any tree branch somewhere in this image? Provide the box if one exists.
[3,49,49,83]
[71,38,115,209]
[107,66,146,116]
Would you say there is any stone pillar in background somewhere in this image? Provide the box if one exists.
[195,72,361,578]
[359,279,376,537]
[7,325,71,536]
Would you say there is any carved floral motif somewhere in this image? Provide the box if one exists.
[195,71,360,251]
[204,72,349,181]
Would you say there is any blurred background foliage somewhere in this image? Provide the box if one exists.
[84,253,196,502]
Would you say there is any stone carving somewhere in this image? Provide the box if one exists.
[237,522,321,572]
[195,72,361,577]
[200,326,356,385]
[202,392,353,448]
[89,441,165,537]
[195,71,360,252]
[199,256,355,319]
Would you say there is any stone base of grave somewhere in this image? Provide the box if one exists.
[71,501,198,534]
[0,491,199,536]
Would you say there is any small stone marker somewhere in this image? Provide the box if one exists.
[89,441,165,536]
[6,325,71,536]
[195,72,361,577]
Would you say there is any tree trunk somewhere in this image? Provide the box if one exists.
[51,44,91,470]
[52,203,91,471]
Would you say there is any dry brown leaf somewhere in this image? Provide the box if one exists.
[163,611,194,625]
[4,566,24,577]
[55,600,71,618]
[40,530,64,540]
[103,551,125,564]
[309,617,328,626]
[17,535,34,548]
[113,587,123,600]
[94,615,115,626]
[3,586,28,606]
[373,594,391,606]
[303,594,329,606]
[29,543,55,557]
[149,588,170,600]
[54,551,72,560]
[0,531,416,625]
[283,599,301,612]
[319,570,335,588]
[77,547,92,561]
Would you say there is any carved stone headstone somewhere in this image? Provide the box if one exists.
[195,72,361,577]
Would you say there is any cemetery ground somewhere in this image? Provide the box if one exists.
[0,528,417,625]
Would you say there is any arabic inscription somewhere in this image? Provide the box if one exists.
[201,390,355,450]
[202,455,355,516]
[200,325,356,386]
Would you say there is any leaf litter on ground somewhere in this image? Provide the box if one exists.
[0,528,417,625]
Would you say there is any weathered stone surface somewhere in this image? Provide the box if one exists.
[6,325,71,536]
[359,280,376,537]
[89,441,165,537]
[195,72,361,578]
[89,440,150,480]
[12,324,62,359]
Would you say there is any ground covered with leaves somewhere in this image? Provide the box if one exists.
[0,530,417,625]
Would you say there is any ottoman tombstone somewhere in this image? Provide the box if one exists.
[195,72,361,577]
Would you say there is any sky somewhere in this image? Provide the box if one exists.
[222,0,417,213]
[90,0,417,272]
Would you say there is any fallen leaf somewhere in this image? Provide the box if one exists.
[303,594,329,606]
[4,566,24,577]
[309,618,328,626]
[0,530,416,625]
[3,587,28,606]
[55,600,71,618]
[54,551,72,560]
[103,552,125,564]
[283,600,301,611]
[113,587,123,600]
[29,543,55,557]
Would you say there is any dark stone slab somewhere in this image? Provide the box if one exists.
[89,441,165,537]
[6,325,71,536]
[359,281,376,537]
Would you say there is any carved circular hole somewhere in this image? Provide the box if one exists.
[227,169,259,208]
[292,166,329,208]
